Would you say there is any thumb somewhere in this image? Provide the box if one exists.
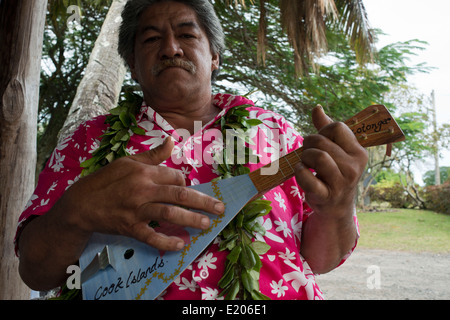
[130,137,174,165]
[312,105,333,131]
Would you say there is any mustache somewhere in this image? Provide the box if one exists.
[151,58,197,76]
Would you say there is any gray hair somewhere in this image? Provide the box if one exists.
[118,0,225,82]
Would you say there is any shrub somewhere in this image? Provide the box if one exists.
[422,181,450,214]
[369,182,413,208]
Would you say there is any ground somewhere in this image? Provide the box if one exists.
[315,248,450,300]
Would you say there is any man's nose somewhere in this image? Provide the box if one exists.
[159,34,183,59]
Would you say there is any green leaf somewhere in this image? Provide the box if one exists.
[218,262,235,289]
[250,290,271,300]
[240,244,256,270]
[226,245,242,264]
[241,269,259,293]
[225,280,240,300]
[250,241,271,255]
[80,157,96,168]
[131,126,145,135]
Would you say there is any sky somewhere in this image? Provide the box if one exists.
[363,0,450,183]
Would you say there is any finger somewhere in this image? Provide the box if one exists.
[315,121,366,156]
[139,202,213,230]
[132,224,185,251]
[293,161,330,202]
[312,105,333,131]
[302,133,350,167]
[147,165,186,187]
[129,137,174,166]
[146,185,225,215]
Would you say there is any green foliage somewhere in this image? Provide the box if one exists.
[213,104,271,300]
[422,181,450,214]
[80,91,144,176]
[423,167,450,186]
[213,3,430,134]
[369,182,414,209]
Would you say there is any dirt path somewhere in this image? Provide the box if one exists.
[315,248,450,300]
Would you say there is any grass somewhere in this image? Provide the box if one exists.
[356,209,450,253]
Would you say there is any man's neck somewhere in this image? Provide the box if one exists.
[146,95,220,135]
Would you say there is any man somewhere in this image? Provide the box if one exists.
[16,0,368,299]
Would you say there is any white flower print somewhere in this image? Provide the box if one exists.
[270,279,288,298]
[290,213,303,243]
[290,186,300,198]
[88,139,100,154]
[24,194,38,210]
[51,152,65,172]
[281,255,319,299]
[175,277,197,292]
[274,218,292,238]
[47,181,58,194]
[66,175,80,190]
[201,287,224,300]
[126,146,139,155]
[278,248,296,261]
[180,166,191,178]
[274,192,286,211]
[254,217,284,243]
[197,252,217,271]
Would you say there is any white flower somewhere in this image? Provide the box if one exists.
[197,252,217,271]
[51,152,65,172]
[274,218,292,238]
[274,192,286,211]
[270,279,288,298]
[278,248,295,261]
[290,186,300,198]
[176,277,197,292]
[201,287,224,300]
[180,166,191,178]
[88,139,100,154]
[254,217,284,243]
[126,146,139,155]
[291,213,303,243]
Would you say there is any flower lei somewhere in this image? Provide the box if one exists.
[60,91,272,300]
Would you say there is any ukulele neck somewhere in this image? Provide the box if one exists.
[248,105,405,197]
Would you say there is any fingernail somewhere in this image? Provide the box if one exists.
[176,241,184,250]
[214,202,225,214]
[201,217,210,229]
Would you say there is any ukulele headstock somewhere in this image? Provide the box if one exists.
[344,105,405,148]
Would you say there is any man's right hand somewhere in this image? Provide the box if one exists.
[60,137,225,251]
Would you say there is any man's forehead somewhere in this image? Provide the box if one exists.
[137,2,202,32]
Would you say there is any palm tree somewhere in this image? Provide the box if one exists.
[224,0,374,75]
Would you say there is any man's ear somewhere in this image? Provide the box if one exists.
[127,54,139,82]
[211,53,220,71]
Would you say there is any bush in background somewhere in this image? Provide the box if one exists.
[422,181,450,214]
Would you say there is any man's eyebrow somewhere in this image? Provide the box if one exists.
[138,21,200,34]
[177,21,200,29]
[139,25,160,34]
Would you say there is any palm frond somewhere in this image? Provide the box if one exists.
[334,0,375,64]
[279,0,338,74]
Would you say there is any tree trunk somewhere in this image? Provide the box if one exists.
[58,0,128,142]
[0,0,47,299]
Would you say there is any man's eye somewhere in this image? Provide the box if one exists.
[181,34,195,39]
[144,36,159,43]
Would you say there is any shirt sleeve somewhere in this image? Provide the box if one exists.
[14,116,107,256]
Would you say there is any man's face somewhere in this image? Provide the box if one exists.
[129,1,220,107]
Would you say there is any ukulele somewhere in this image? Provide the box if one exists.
[79,105,405,300]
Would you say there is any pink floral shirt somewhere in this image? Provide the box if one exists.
[16,93,358,300]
